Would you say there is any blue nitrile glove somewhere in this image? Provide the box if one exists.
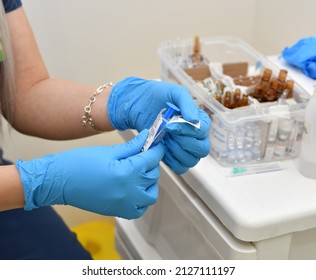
[16,130,164,219]
[281,37,316,79]
[163,109,211,174]
[108,77,211,174]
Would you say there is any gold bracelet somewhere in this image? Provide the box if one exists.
[81,82,114,131]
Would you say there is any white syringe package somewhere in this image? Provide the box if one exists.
[158,36,310,166]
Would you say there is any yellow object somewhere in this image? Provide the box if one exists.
[71,220,121,260]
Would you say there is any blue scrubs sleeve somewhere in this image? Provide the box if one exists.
[3,0,22,13]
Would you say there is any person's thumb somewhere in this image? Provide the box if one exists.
[115,129,149,159]
[169,85,199,123]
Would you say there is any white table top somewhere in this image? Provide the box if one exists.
[182,155,316,242]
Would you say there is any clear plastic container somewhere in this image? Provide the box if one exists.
[158,36,310,166]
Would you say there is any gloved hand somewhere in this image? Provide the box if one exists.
[16,130,164,219]
[281,37,316,79]
[108,77,211,174]
[163,109,210,174]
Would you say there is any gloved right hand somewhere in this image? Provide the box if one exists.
[108,77,211,174]
[16,130,164,219]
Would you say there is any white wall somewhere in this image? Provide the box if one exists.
[252,0,316,55]
[21,0,257,82]
[2,0,315,161]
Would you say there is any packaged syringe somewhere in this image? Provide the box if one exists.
[142,102,200,151]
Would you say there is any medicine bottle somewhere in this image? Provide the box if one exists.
[252,84,262,101]
[223,91,232,108]
[239,94,248,107]
[284,80,294,99]
[278,69,288,83]
[275,80,286,99]
[261,69,272,100]
[261,68,272,82]
[298,85,316,179]
[232,88,241,108]
[265,78,278,102]
[192,35,203,64]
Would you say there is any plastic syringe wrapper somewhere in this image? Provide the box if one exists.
[142,103,200,151]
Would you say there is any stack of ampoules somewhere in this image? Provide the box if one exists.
[212,68,294,109]
[214,87,249,109]
[251,68,294,102]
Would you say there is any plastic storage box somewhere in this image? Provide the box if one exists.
[158,36,310,166]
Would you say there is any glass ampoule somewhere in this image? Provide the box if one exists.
[284,79,294,99]
[275,80,286,99]
[223,90,232,109]
[261,69,272,100]
[278,69,288,83]
[264,78,278,102]
[191,35,204,65]
[239,93,249,107]
[232,88,241,108]
[261,68,272,82]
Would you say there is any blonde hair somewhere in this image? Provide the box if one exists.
[0,3,15,126]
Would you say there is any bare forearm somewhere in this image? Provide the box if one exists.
[12,78,114,140]
[0,165,25,211]
[7,8,114,140]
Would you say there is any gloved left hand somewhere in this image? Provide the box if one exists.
[108,77,211,174]
[16,130,164,219]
